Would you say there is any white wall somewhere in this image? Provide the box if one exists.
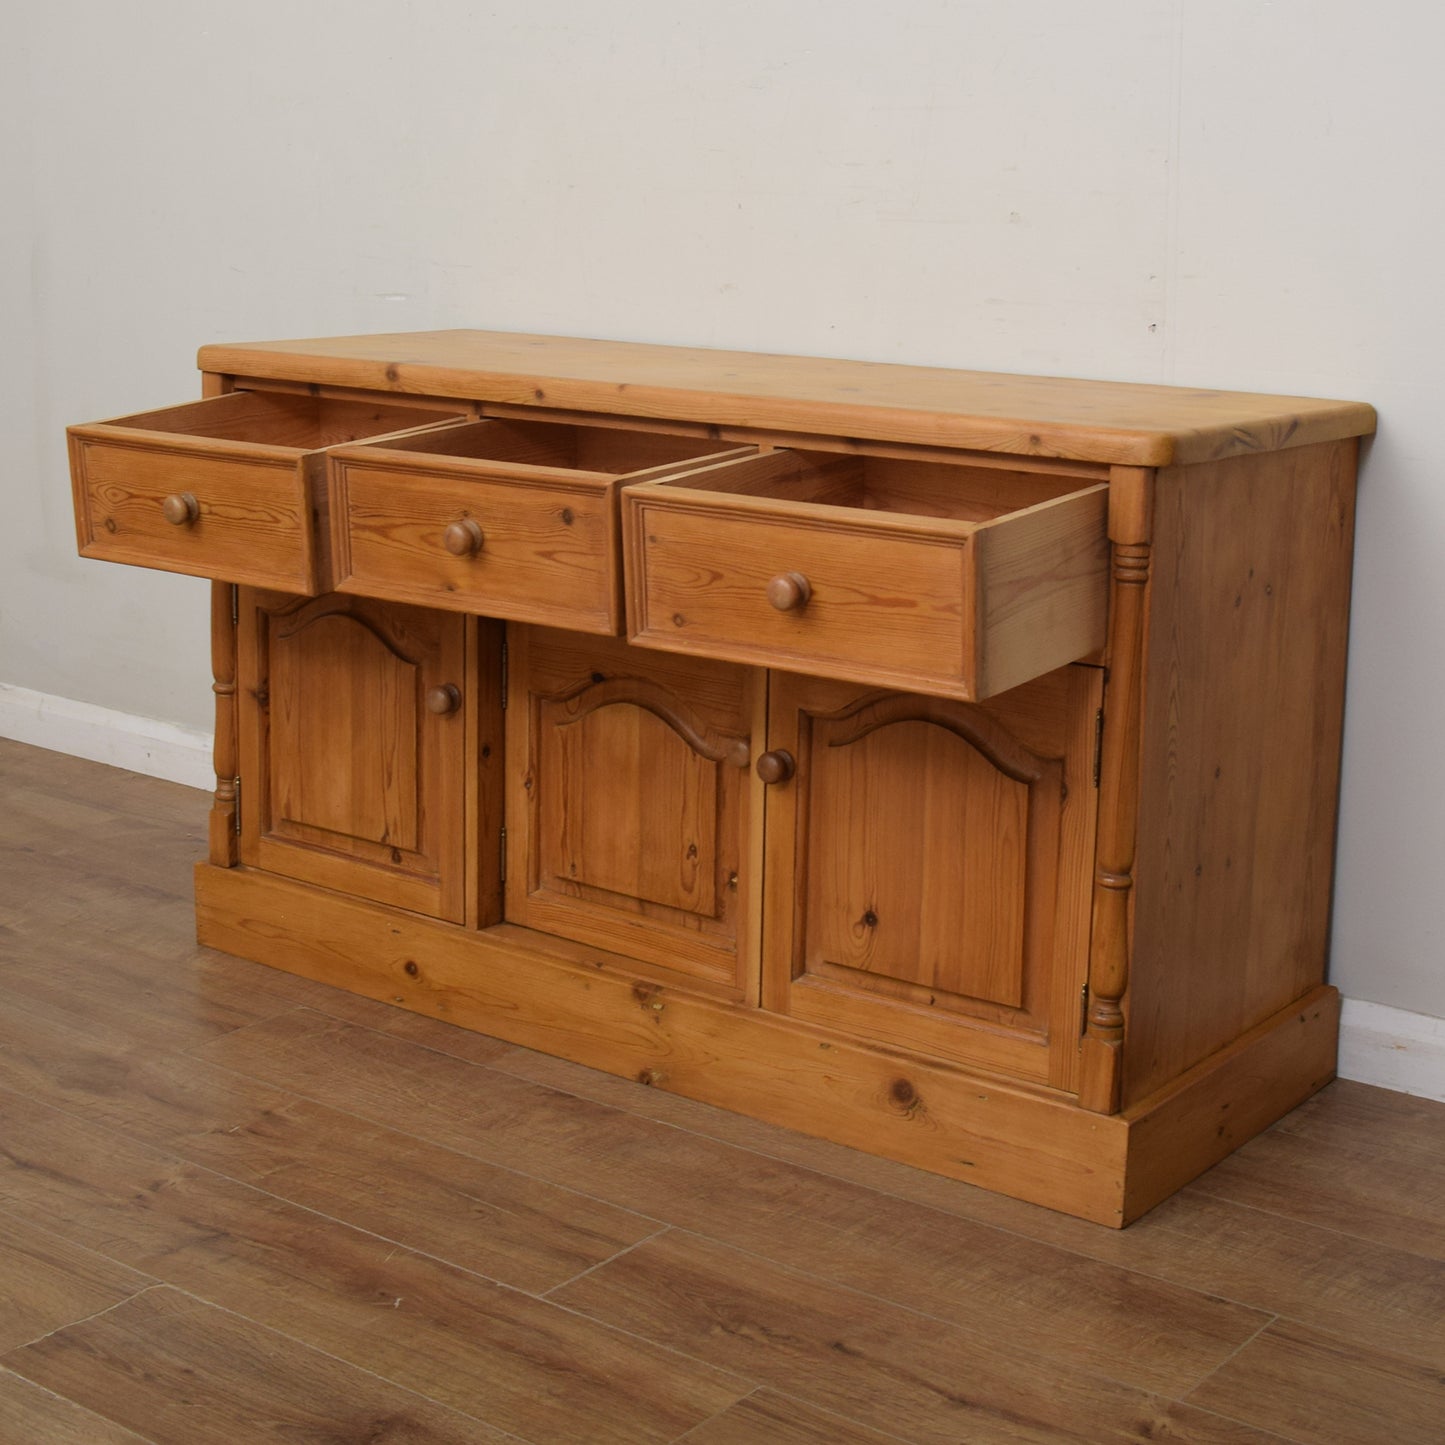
[4,1,1441,1024]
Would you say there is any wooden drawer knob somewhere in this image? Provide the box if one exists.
[443,519,484,557]
[766,572,811,611]
[161,492,200,526]
[755,749,795,785]
[425,684,461,716]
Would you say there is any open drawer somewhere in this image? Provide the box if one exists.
[622,449,1110,700]
[326,418,753,634]
[69,392,463,593]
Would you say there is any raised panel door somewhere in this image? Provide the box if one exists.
[505,626,764,996]
[236,590,469,920]
[761,666,1102,1088]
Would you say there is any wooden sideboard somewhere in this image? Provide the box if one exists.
[67,330,1375,1225]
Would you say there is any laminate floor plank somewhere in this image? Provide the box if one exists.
[490,981,1445,1371]
[1271,1077,1445,1156]
[0,781,202,900]
[676,1389,916,1444]
[0,903,363,1039]
[1188,1318,1445,1445]
[194,1009,1273,1398]
[491,1042,1092,1233]
[0,933,299,1053]
[0,1004,654,1295]
[553,1230,1290,1445]
[0,740,204,830]
[291,987,520,1065]
[0,1367,157,1445]
[0,1208,155,1352]
[0,849,198,957]
[5,1286,514,1445]
[1187,1123,1445,1260]
[0,1090,750,1445]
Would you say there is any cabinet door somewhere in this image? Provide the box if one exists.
[237,590,468,920]
[761,667,1101,1089]
[505,626,763,997]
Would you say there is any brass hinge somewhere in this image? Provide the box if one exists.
[1092,708,1104,788]
[499,826,507,883]
[500,636,509,710]
[233,775,242,835]
[1080,983,1090,1037]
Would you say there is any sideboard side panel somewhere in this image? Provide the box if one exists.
[1123,439,1357,1107]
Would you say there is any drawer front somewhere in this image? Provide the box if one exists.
[330,457,619,633]
[69,429,315,593]
[625,452,1110,700]
[627,498,974,695]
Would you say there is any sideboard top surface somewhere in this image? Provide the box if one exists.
[197,329,1376,468]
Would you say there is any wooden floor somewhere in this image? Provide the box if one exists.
[1,737,1442,1445]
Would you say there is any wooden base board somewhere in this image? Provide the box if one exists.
[194,863,1339,1227]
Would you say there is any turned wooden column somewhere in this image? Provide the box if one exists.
[1079,465,1153,1114]
[207,581,239,865]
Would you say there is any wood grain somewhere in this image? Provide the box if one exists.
[1186,1098,1445,1260]
[0,1209,153,1352]
[191,1010,1269,1395]
[328,421,744,633]
[195,864,1132,1223]
[196,328,1376,466]
[7,1287,509,1445]
[0,1090,750,1445]
[626,478,982,696]
[554,1229,1284,1444]
[0,1003,656,1297]
[506,626,762,992]
[332,455,622,632]
[5,741,1443,1445]
[236,590,468,921]
[1126,440,1356,1105]
[207,581,239,865]
[624,450,1107,700]
[1084,1190,1445,1373]
[0,1370,156,1445]
[1272,1076,1445,1156]
[1120,988,1340,1221]
[490,1041,1445,1372]
[761,667,1101,1088]
[1079,464,1153,1112]
[1189,1319,1445,1445]
[678,1391,907,1445]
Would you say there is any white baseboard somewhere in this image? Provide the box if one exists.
[1338,999,1445,1103]
[4,682,1443,1102]
[0,683,213,792]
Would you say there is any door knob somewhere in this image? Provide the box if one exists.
[766,572,811,611]
[161,492,199,526]
[425,684,461,716]
[755,749,795,784]
[443,519,484,556]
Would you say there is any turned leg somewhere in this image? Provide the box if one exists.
[208,581,239,865]
[1079,467,1153,1114]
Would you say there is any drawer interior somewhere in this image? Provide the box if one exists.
[656,448,1094,523]
[104,392,462,451]
[357,417,744,478]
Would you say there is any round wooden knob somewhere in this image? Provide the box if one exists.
[443,519,484,557]
[755,749,795,785]
[161,492,199,526]
[766,572,811,612]
[425,684,461,716]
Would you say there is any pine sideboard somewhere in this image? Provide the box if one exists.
[67,330,1375,1225]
